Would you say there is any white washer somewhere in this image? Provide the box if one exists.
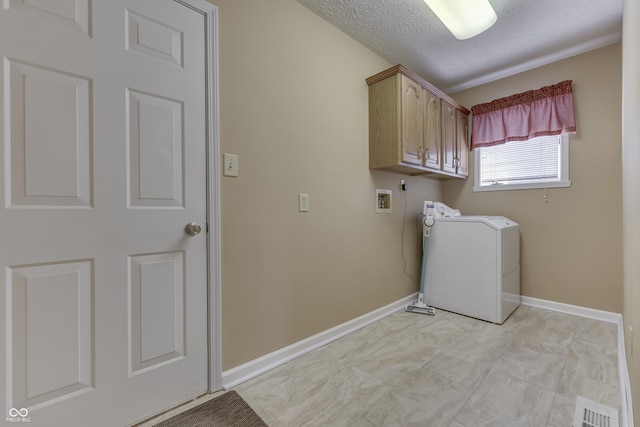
[424,216,520,324]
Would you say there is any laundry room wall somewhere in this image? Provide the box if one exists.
[622,0,640,416]
[443,43,623,313]
[210,0,443,370]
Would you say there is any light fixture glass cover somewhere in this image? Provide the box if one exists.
[425,0,497,40]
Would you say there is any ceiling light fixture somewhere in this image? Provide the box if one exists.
[425,0,497,40]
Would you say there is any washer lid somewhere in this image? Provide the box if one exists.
[435,215,518,230]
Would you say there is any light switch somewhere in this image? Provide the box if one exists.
[224,153,238,177]
[299,193,309,212]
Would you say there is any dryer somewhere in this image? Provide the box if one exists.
[424,215,520,324]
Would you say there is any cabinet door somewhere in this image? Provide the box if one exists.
[400,76,423,166]
[423,88,441,170]
[442,100,457,174]
[456,110,470,177]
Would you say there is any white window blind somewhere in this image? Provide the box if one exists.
[480,135,560,185]
[477,134,566,188]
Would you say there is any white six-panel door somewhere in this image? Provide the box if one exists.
[0,1,212,425]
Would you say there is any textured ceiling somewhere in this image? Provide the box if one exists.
[297,0,623,93]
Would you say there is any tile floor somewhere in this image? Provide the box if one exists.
[231,305,621,427]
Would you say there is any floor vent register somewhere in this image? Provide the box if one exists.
[573,396,619,427]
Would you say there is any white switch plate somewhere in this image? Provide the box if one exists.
[224,153,238,177]
[299,193,309,212]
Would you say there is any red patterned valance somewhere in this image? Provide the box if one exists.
[470,80,577,150]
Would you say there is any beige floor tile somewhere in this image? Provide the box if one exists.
[510,312,579,355]
[565,339,619,384]
[574,317,618,349]
[423,336,508,390]
[494,340,567,389]
[149,305,622,427]
[364,370,471,427]
[557,368,620,410]
[275,380,371,427]
[424,352,493,390]
[233,363,318,421]
[547,392,580,427]
[454,370,555,427]
[350,418,377,427]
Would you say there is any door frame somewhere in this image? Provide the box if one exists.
[175,0,222,392]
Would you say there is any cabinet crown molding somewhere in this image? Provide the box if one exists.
[366,64,470,115]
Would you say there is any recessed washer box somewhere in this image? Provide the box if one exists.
[376,189,392,213]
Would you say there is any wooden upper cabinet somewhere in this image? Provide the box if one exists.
[400,76,423,167]
[366,65,470,178]
[442,100,457,175]
[442,101,469,176]
[456,109,470,177]
[423,89,441,171]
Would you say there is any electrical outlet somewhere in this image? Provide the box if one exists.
[299,193,309,212]
[223,153,238,177]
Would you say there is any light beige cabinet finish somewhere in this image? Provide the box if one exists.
[367,65,469,178]
[423,89,442,170]
[442,101,470,177]
[400,76,442,170]
[442,100,457,175]
[400,76,424,167]
[456,109,470,177]
[368,73,437,175]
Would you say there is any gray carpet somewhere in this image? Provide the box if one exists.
[155,391,268,427]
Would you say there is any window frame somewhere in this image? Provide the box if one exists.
[473,133,571,192]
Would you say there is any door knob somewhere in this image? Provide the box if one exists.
[184,222,202,236]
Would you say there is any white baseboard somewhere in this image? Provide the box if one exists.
[618,320,634,427]
[520,296,622,323]
[222,294,633,427]
[521,296,632,427]
[221,293,417,390]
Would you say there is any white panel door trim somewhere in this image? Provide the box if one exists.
[4,58,93,209]
[129,251,187,376]
[126,88,185,209]
[3,0,92,36]
[125,8,183,67]
[6,259,94,411]
[174,0,221,392]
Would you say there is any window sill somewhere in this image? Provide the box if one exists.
[473,180,571,192]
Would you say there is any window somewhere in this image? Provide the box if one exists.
[473,134,570,192]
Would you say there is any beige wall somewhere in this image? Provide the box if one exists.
[210,0,442,370]
[443,44,623,313]
[622,0,640,419]
[210,0,624,374]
